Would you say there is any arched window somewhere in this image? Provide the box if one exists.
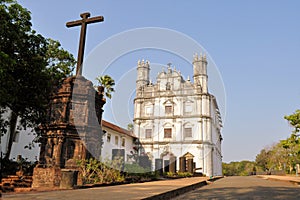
[163,100,175,116]
[115,136,119,146]
[121,138,126,147]
[183,122,193,139]
[163,122,173,139]
[107,133,111,142]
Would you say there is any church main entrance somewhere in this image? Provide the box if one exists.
[164,160,170,172]
[160,151,176,173]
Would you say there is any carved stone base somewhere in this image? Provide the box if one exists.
[32,167,62,188]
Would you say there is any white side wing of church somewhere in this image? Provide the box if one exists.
[133,54,223,177]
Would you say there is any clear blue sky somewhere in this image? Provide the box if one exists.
[15,0,300,162]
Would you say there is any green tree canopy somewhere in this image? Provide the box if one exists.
[222,161,256,176]
[284,110,300,134]
[127,123,134,131]
[0,0,75,159]
[255,148,270,171]
[283,110,300,171]
[251,109,300,175]
[95,75,115,99]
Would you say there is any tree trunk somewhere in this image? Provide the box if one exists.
[4,111,18,160]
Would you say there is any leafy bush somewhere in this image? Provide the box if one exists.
[76,158,125,184]
[1,156,37,176]
[163,171,193,178]
[177,172,193,177]
[124,163,150,174]
[165,172,175,177]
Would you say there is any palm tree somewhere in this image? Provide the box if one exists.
[95,75,115,99]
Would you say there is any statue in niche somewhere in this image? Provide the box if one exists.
[166,82,171,90]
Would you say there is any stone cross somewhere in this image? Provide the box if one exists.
[167,63,172,68]
[66,12,104,75]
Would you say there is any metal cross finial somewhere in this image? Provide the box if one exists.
[66,12,104,75]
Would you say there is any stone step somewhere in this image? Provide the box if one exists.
[1,175,33,193]
[1,185,14,192]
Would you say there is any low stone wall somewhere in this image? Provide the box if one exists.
[256,170,285,175]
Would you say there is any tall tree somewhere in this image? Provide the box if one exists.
[256,143,290,173]
[95,75,115,99]
[283,110,300,172]
[281,134,300,173]
[255,148,270,171]
[0,0,75,159]
[252,110,300,174]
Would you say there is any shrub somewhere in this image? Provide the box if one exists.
[177,172,193,177]
[124,163,149,174]
[76,157,125,184]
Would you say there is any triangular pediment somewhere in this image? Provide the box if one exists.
[183,152,194,159]
[163,99,175,105]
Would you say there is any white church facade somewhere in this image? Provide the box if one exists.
[133,54,223,176]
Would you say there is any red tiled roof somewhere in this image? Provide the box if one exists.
[102,120,137,138]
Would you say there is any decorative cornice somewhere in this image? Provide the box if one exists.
[140,140,213,145]
[134,115,212,121]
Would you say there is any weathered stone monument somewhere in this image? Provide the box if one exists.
[32,13,105,188]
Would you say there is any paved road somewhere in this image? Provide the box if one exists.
[2,177,208,200]
[174,176,300,200]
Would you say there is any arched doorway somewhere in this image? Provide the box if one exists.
[160,151,176,173]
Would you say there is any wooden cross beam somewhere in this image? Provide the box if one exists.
[66,12,104,76]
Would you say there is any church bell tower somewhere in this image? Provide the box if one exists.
[193,53,208,93]
[136,59,150,92]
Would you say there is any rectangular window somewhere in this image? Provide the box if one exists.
[107,133,111,142]
[164,128,172,138]
[115,136,119,146]
[121,138,125,147]
[165,106,172,115]
[145,106,153,116]
[184,128,192,138]
[185,104,192,113]
[13,131,20,143]
[145,129,152,138]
